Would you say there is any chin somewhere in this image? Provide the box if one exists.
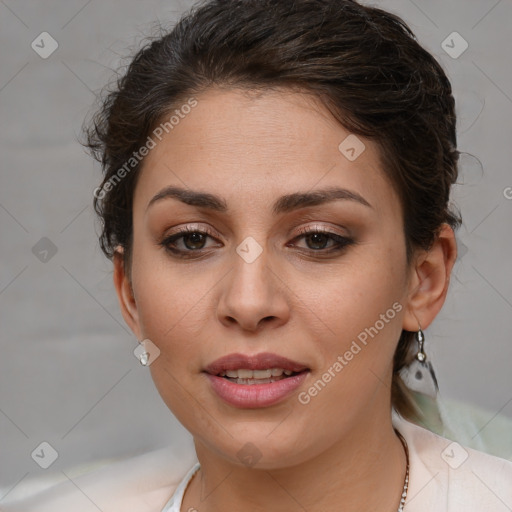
[197,417,321,470]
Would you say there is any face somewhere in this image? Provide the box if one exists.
[119,87,416,469]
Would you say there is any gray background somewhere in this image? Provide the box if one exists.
[1,0,511,502]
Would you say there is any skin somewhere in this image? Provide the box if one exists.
[113,87,457,511]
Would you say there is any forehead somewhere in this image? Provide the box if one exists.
[133,87,399,219]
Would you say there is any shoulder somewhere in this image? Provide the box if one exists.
[2,446,198,512]
[394,414,512,511]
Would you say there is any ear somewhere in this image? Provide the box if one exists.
[113,246,142,339]
[402,224,458,332]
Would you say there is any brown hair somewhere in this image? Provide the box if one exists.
[84,0,461,421]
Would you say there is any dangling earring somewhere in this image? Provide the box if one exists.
[134,340,150,366]
[399,326,439,398]
[138,351,150,366]
[416,327,427,362]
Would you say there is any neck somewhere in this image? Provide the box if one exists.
[182,409,407,512]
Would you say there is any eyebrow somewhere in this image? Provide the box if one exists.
[146,185,372,214]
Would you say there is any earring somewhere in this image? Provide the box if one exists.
[138,351,150,366]
[416,327,427,362]
[399,327,439,398]
[134,340,150,366]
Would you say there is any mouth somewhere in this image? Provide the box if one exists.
[203,352,310,408]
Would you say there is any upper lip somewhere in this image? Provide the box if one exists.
[204,352,310,375]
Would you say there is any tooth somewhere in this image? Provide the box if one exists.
[222,369,293,380]
[237,378,277,385]
[253,369,272,379]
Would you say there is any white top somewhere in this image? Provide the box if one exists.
[160,462,200,511]
[3,414,512,511]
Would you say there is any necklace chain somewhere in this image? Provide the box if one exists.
[395,429,410,512]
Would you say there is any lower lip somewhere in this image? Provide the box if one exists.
[205,371,309,408]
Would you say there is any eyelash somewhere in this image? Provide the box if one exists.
[160,225,354,259]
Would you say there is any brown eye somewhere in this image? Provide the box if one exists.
[160,227,221,258]
[304,232,331,250]
[182,232,207,250]
[291,228,354,254]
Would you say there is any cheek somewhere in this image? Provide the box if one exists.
[299,241,406,350]
[130,256,213,429]
[295,252,406,427]
[129,239,206,362]
[290,258,405,441]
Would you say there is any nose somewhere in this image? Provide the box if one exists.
[216,243,290,332]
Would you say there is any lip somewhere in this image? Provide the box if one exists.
[204,352,309,375]
[205,372,309,408]
[203,352,310,408]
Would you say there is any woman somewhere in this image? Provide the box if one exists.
[7,0,512,510]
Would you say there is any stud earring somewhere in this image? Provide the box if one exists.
[399,326,439,398]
